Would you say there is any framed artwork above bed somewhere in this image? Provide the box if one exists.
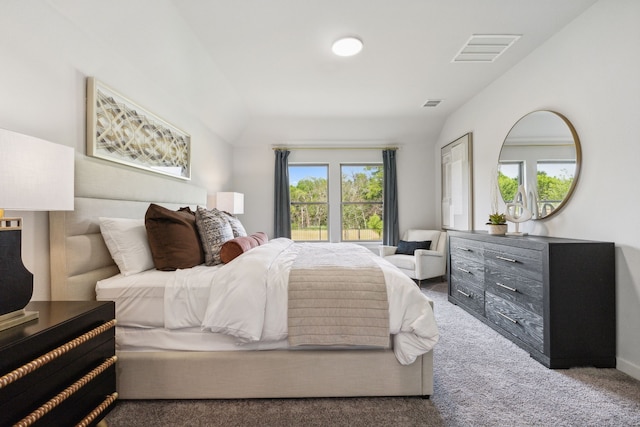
[86,77,191,180]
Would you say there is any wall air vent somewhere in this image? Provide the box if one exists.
[423,99,442,108]
[452,34,521,63]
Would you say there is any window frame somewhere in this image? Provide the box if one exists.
[288,163,330,242]
[339,163,384,243]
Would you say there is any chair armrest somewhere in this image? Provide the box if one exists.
[379,245,397,257]
[414,249,443,258]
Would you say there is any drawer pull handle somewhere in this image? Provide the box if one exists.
[0,319,117,390]
[496,255,517,263]
[76,392,119,427]
[457,247,471,251]
[498,312,518,324]
[457,289,471,298]
[457,267,471,274]
[496,282,518,292]
[14,356,118,427]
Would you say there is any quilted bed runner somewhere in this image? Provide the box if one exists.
[287,244,390,347]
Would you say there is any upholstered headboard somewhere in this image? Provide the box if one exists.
[49,155,207,301]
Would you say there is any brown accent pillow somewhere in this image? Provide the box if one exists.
[220,232,269,264]
[144,204,204,270]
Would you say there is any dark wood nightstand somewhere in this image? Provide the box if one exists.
[0,301,117,426]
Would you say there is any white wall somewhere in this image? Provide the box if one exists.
[0,1,238,300]
[435,0,640,379]
[233,117,437,240]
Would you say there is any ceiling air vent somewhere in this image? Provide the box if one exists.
[423,99,442,108]
[452,34,521,63]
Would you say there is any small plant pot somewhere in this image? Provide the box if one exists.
[488,224,508,235]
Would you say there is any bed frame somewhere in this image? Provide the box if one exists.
[49,156,433,399]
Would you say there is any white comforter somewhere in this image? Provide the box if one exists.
[164,238,439,365]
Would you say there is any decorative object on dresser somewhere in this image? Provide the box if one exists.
[504,184,532,236]
[486,213,508,236]
[447,230,615,369]
[0,129,74,331]
[0,301,116,426]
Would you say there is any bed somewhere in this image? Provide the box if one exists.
[49,157,437,399]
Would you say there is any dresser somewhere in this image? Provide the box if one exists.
[447,231,615,368]
[0,301,117,426]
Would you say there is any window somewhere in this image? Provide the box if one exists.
[341,164,383,241]
[289,165,328,241]
[536,161,576,216]
[498,161,523,203]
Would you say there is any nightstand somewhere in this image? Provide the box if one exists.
[0,301,117,426]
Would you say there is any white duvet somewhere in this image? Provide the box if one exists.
[164,238,439,365]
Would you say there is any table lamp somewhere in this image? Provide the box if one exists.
[0,128,74,331]
[212,192,244,215]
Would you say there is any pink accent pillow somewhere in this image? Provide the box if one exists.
[220,232,269,263]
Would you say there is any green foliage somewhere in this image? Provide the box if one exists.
[498,171,518,202]
[289,165,384,240]
[488,213,507,224]
[498,169,573,207]
[537,170,573,203]
[366,214,383,237]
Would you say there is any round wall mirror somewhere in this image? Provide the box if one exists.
[498,111,581,220]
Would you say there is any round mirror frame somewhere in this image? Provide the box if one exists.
[498,110,582,220]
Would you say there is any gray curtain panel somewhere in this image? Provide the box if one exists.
[382,149,399,246]
[274,149,292,238]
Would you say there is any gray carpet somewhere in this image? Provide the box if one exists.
[104,281,640,426]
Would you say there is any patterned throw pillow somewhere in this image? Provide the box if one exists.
[221,211,247,237]
[195,207,234,266]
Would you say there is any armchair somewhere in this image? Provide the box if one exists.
[379,229,447,285]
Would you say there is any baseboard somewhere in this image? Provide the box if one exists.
[616,357,640,381]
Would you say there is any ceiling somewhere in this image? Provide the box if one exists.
[45,0,598,145]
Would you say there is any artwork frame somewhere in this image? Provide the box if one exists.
[86,77,191,180]
[441,133,473,230]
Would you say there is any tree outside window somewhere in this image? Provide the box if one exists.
[341,164,383,241]
[536,161,576,216]
[289,165,328,241]
[498,162,522,203]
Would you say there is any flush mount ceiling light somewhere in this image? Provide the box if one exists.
[332,37,363,57]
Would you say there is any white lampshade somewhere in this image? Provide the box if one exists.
[0,128,74,212]
[213,192,244,215]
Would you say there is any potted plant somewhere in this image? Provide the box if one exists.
[487,213,508,235]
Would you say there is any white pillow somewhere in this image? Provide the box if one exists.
[99,217,154,276]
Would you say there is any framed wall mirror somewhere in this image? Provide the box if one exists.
[498,111,581,220]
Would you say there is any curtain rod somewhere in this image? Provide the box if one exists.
[272,146,399,151]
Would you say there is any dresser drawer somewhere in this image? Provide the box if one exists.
[484,243,543,282]
[449,237,484,263]
[485,292,543,353]
[450,280,485,316]
[485,269,544,316]
[450,257,484,288]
